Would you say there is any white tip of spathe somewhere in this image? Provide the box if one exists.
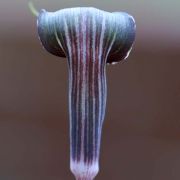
[124,46,133,60]
[70,160,99,180]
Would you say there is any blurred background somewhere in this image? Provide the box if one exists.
[0,0,180,179]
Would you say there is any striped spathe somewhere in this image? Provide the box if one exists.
[37,7,136,180]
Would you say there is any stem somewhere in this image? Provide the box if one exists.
[28,1,39,17]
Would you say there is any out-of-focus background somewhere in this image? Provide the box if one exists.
[0,0,180,179]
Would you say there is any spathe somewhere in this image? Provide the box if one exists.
[37,7,136,180]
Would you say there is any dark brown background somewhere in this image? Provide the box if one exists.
[0,0,180,179]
